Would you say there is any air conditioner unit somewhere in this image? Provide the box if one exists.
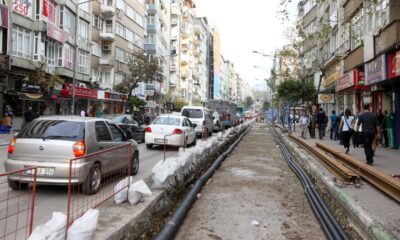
[102,45,112,51]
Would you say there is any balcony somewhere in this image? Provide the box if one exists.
[194,38,202,46]
[194,25,201,34]
[181,70,189,79]
[144,43,156,51]
[180,54,191,65]
[171,18,178,26]
[181,25,190,38]
[146,23,157,33]
[170,63,177,72]
[99,32,115,43]
[99,58,115,67]
[101,5,115,18]
[147,4,156,14]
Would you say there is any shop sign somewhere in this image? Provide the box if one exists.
[388,50,400,79]
[47,22,66,43]
[365,55,387,85]
[322,62,340,88]
[13,0,33,18]
[0,5,9,28]
[21,81,41,93]
[318,94,335,104]
[98,91,128,101]
[60,84,97,99]
[337,71,354,91]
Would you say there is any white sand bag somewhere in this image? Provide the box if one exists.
[29,212,66,240]
[67,209,99,240]
[113,177,133,204]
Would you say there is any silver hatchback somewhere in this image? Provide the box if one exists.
[5,116,139,194]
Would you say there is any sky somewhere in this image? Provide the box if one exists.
[195,0,297,91]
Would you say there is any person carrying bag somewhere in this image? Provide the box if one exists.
[339,108,354,154]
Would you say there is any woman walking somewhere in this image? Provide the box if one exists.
[339,108,355,154]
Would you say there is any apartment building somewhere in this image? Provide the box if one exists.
[144,0,170,99]
[0,3,8,119]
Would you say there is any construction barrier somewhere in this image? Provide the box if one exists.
[0,168,37,240]
[66,143,132,226]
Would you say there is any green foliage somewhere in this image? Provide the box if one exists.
[262,100,270,112]
[276,79,316,104]
[172,99,186,111]
[29,61,64,95]
[244,96,254,109]
[129,96,146,108]
[114,50,163,98]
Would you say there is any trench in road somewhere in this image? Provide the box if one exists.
[0,142,189,233]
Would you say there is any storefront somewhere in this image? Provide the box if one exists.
[387,50,400,148]
[321,60,340,114]
[60,84,98,115]
[336,68,367,115]
[97,91,128,115]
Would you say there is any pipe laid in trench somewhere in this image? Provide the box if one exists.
[155,127,251,240]
[271,126,348,240]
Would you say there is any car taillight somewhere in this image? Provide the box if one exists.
[73,141,86,157]
[8,138,16,154]
[173,128,183,134]
[145,127,152,133]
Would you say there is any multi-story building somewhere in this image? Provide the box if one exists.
[212,27,221,100]
[91,0,146,114]
[0,3,9,119]
[144,0,170,101]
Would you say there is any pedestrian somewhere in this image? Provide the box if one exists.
[329,110,338,140]
[1,113,12,127]
[315,108,326,140]
[24,107,34,125]
[377,109,385,146]
[337,111,344,145]
[299,111,310,139]
[309,111,317,138]
[80,109,86,117]
[339,108,354,154]
[385,110,395,148]
[95,107,104,118]
[382,110,388,148]
[356,103,381,165]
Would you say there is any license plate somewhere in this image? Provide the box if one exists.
[37,168,55,176]
[155,138,167,144]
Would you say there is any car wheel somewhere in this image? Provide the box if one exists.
[130,151,139,175]
[82,164,101,195]
[146,144,153,149]
[8,179,29,191]
[141,134,145,143]
[192,136,197,146]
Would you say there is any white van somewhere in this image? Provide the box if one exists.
[181,106,213,137]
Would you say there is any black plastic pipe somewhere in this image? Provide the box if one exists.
[271,126,348,240]
[155,127,251,240]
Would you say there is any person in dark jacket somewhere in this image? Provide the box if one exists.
[315,108,326,140]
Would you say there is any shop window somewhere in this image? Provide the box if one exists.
[12,25,32,59]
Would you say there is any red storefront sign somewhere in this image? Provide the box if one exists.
[337,69,365,92]
[388,50,400,79]
[0,4,9,28]
[47,22,66,43]
[97,90,128,101]
[60,84,98,99]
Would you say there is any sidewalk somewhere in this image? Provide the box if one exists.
[292,130,400,177]
[0,132,14,146]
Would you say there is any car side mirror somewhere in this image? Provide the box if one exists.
[192,123,197,128]
[125,131,133,140]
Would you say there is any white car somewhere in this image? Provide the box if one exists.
[145,115,197,149]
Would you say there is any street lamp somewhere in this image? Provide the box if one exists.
[71,0,96,115]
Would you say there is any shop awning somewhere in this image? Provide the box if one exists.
[18,92,45,101]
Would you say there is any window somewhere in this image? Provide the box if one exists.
[303,20,316,37]
[102,71,112,84]
[147,15,155,24]
[79,19,89,41]
[107,122,124,142]
[92,68,100,82]
[78,50,89,74]
[92,14,103,31]
[33,32,43,61]
[0,30,3,54]
[126,5,135,20]
[339,22,350,52]
[116,22,125,37]
[125,28,134,43]
[303,47,317,69]
[63,44,74,70]
[91,42,101,57]
[126,52,133,62]
[79,1,89,12]
[95,121,112,141]
[105,20,112,33]
[18,120,85,141]
[12,25,32,59]
[135,14,144,27]
[350,9,363,50]
[45,38,57,66]
[145,34,155,44]
[60,7,75,36]
[115,47,125,62]
[303,0,316,16]
[116,0,125,12]
[43,0,56,23]
[137,0,144,5]
[115,73,124,84]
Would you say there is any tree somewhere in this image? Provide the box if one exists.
[262,100,270,112]
[129,96,146,109]
[244,96,254,109]
[29,61,64,96]
[276,79,316,105]
[114,50,163,99]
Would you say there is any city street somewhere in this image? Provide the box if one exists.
[0,142,180,228]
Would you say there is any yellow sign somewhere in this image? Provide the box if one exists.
[322,62,340,88]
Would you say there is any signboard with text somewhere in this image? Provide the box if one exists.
[388,50,400,79]
[13,0,33,18]
[60,84,98,99]
[365,54,387,85]
[318,94,335,104]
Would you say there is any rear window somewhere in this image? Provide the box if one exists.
[153,117,181,126]
[182,109,203,119]
[17,120,85,141]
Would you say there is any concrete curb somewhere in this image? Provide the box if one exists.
[276,129,396,240]
[93,126,249,240]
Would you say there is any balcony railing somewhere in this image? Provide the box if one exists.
[99,32,115,43]
[101,4,115,18]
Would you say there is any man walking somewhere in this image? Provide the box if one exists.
[299,111,310,139]
[330,110,338,140]
[315,108,326,140]
[356,103,380,165]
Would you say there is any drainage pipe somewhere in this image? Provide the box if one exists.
[155,127,251,240]
[271,126,348,240]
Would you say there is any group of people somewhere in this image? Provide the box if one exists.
[298,103,393,165]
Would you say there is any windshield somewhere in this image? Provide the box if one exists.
[153,117,181,126]
[17,120,85,141]
[182,109,203,119]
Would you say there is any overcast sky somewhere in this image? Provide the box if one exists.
[195,0,297,90]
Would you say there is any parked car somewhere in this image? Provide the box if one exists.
[181,106,213,137]
[104,114,145,143]
[5,116,139,194]
[145,115,196,149]
[212,112,222,132]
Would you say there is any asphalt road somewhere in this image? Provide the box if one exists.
[0,142,179,238]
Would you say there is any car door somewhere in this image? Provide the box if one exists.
[186,119,195,143]
[182,118,193,144]
[125,116,142,142]
[106,121,128,172]
[94,121,114,173]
